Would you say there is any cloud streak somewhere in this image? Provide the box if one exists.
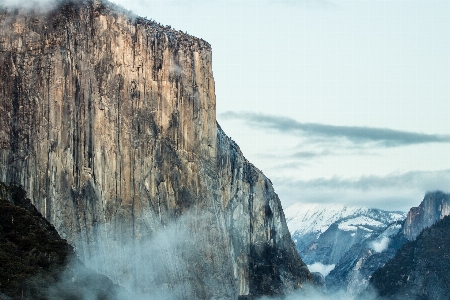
[257,150,331,160]
[278,169,450,191]
[220,111,450,147]
[274,169,450,211]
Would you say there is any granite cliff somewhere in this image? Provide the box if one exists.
[0,1,311,298]
[402,191,450,241]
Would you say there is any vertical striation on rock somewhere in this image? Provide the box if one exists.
[0,1,311,298]
[402,191,450,241]
[217,125,311,296]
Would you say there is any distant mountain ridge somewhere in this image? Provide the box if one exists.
[285,203,406,295]
[285,203,405,266]
[325,219,407,295]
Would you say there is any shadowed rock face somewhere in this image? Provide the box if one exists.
[0,1,310,298]
[403,191,450,241]
[0,182,124,300]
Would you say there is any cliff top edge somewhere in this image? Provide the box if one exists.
[0,0,211,49]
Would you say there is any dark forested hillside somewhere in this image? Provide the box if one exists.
[0,183,122,300]
[362,215,450,300]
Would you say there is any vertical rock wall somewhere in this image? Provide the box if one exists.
[217,126,310,296]
[0,1,310,298]
[403,191,450,240]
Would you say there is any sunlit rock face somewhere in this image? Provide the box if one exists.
[0,1,311,298]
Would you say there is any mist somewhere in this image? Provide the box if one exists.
[371,237,390,253]
[40,208,385,300]
[42,209,235,299]
[1,0,58,11]
[257,284,381,300]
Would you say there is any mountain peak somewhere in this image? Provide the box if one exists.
[285,202,404,238]
[403,190,450,240]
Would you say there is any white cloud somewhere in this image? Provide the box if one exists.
[307,262,335,277]
[371,236,390,253]
[273,169,450,211]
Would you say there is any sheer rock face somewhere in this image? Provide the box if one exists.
[403,191,450,241]
[0,1,310,298]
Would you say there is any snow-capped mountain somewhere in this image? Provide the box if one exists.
[326,220,406,295]
[285,203,406,269]
[286,203,405,240]
[285,202,406,295]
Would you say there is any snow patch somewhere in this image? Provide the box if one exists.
[285,203,368,236]
[285,202,405,239]
[337,216,384,231]
[371,236,390,253]
[307,262,335,277]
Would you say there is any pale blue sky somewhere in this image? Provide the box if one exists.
[110,0,450,210]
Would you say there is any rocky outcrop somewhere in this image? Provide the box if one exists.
[403,191,450,240]
[354,191,450,300]
[322,191,450,296]
[0,1,310,298]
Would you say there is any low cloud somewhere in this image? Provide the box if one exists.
[220,111,450,148]
[257,150,331,160]
[257,283,378,300]
[290,150,331,158]
[274,169,450,211]
[271,161,311,170]
[65,210,235,299]
[307,262,335,277]
[371,237,390,253]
